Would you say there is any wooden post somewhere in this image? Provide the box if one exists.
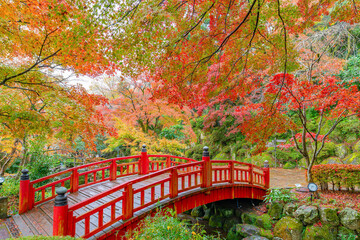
[67,210,75,237]
[70,168,79,193]
[122,184,134,220]
[166,156,171,168]
[249,164,253,185]
[201,146,212,188]
[110,159,117,181]
[229,161,234,184]
[53,187,68,236]
[19,169,30,214]
[263,160,270,188]
[140,145,149,175]
[170,167,178,198]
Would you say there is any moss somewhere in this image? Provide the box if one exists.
[321,157,342,165]
[223,217,241,232]
[335,144,351,159]
[342,152,360,164]
[209,215,225,228]
[191,206,204,217]
[259,228,273,239]
[273,216,303,240]
[338,226,356,239]
[241,212,258,224]
[303,224,337,240]
[220,208,234,218]
[255,214,273,230]
[268,202,283,220]
[319,206,339,226]
[227,226,241,240]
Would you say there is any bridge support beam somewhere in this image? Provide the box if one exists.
[19,169,30,214]
[201,146,212,188]
[139,145,149,175]
[53,187,69,236]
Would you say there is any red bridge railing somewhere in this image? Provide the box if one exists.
[19,146,270,238]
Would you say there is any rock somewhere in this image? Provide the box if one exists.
[342,152,360,165]
[339,207,360,230]
[335,144,351,159]
[293,205,319,225]
[191,206,204,217]
[259,228,273,239]
[269,202,284,220]
[203,208,211,220]
[209,215,225,228]
[273,216,303,240]
[220,207,235,218]
[242,212,258,224]
[235,208,242,218]
[223,217,241,232]
[338,226,356,239]
[303,224,337,240]
[273,238,283,240]
[353,140,360,152]
[283,203,298,218]
[243,236,269,240]
[319,206,339,226]
[255,214,273,230]
[321,157,342,165]
[235,224,261,238]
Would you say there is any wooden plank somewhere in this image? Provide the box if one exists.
[12,215,34,237]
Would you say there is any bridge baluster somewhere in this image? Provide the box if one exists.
[110,159,117,181]
[263,160,270,188]
[53,187,69,236]
[140,145,149,175]
[19,169,30,214]
[70,168,79,193]
[201,146,212,188]
[249,165,253,185]
[170,167,178,198]
[229,161,234,184]
[122,184,134,220]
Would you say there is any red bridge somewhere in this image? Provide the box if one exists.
[14,146,270,239]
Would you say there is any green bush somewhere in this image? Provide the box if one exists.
[10,237,81,240]
[127,209,221,240]
[0,177,19,196]
[316,142,337,162]
[283,161,296,169]
[264,188,297,203]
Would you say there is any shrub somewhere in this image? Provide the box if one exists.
[283,161,296,169]
[264,188,297,203]
[312,164,360,191]
[10,237,81,240]
[126,209,221,240]
[0,177,19,196]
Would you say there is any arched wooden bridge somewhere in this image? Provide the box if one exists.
[14,146,270,239]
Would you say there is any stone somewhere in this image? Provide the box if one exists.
[338,226,356,239]
[283,203,298,218]
[209,215,225,228]
[353,140,360,152]
[259,228,273,239]
[342,152,360,165]
[242,212,258,224]
[269,202,284,220]
[0,197,8,219]
[293,205,319,225]
[235,224,261,238]
[321,157,342,165]
[339,207,360,230]
[235,208,242,218]
[335,144,351,159]
[303,224,337,240]
[220,208,235,218]
[255,214,273,230]
[318,206,339,226]
[243,236,269,240]
[273,216,303,240]
[191,206,204,217]
[273,238,283,240]
[223,217,241,232]
[203,208,211,220]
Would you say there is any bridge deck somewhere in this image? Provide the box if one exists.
[13,174,168,237]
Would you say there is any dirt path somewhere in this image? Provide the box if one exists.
[269,168,308,189]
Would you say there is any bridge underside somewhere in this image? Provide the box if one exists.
[98,184,266,240]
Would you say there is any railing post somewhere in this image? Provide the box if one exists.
[166,156,171,168]
[249,164,253,185]
[70,168,79,193]
[110,159,117,181]
[263,160,270,188]
[67,210,75,237]
[53,187,68,236]
[122,184,134,220]
[229,161,234,184]
[170,167,178,198]
[19,169,30,214]
[140,145,149,175]
[201,146,212,188]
